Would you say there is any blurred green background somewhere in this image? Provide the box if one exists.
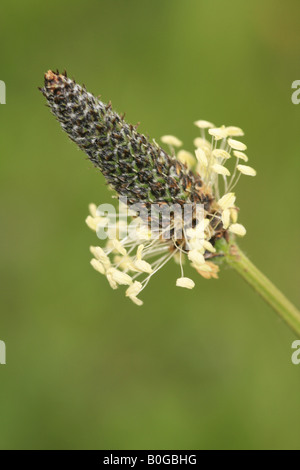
[1,0,300,450]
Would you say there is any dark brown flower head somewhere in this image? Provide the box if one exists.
[41,70,211,209]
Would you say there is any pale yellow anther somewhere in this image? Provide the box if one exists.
[227,138,247,151]
[176,277,195,289]
[230,208,238,223]
[212,149,231,160]
[85,216,108,231]
[126,281,143,297]
[195,148,208,167]
[113,255,122,264]
[134,259,153,274]
[217,193,236,210]
[212,164,231,176]
[186,227,196,239]
[195,163,206,178]
[237,165,256,176]
[208,126,227,140]
[177,150,195,168]
[233,150,248,162]
[225,126,244,137]
[90,258,105,275]
[161,135,183,147]
[186,219,209,242]
[115,255,139,272]
[221,209,231,229]
[194,120,215,129]
[88,203,98,217]
[105,239,114,251]
[194,218,210,236]
[188,249,205,266]
[129,295,143,306]
[90,245,104,258]
[106,272,118,290]
[229,223,247,237]
[108,268,132,286]
[188,238,205,252]
[90,246,111,268]
[202,240,216,253]
[111,239,127,256]
[136,244,144,260]
[85,216,98,231]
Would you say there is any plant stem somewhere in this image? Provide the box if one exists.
[224,243,300,337]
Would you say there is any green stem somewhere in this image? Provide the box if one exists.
[224,243,300,337]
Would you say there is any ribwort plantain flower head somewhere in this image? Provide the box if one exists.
[41,70,256,305]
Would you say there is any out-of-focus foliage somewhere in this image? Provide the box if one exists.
[0,0,299,450]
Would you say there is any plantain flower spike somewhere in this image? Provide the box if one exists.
[41,70,256,306]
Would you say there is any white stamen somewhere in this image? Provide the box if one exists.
[230,208,238,223]
[229,223,247,237]
[212,164,231,176]
[90,246,111,268]
[202,240,216,253]
[107,268,132,286]
[129,295,143,306]
[161,135,183,147]
[194,120,215,129]
[86,215,108,231]
[136,244,144,260]
[212,149,231,160]
[106,272,118,290]
[228,139,247,151]
[134,259,153,274]
[126,281,142,297]
[237,165,257,176]
[195,148,208,167]
[90,258,105,274]
[208,126,227,140]
[217,193,236,210]
[222,209,231,229]
[225,126,244,137]
[111,239,127,256]
[176,277,195,289]
[188,249,205,266]
[233,150,248,162]
[89,203,98,217]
